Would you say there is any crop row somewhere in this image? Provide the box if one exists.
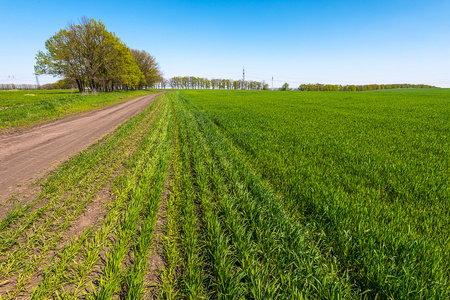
[178,89,450,299]
[162,91,357,298]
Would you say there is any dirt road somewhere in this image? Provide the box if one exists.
[0,92,164,203]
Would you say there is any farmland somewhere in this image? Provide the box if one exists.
[174,89,450,298]
[0,89,449,298]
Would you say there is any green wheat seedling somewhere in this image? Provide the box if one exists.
[177,88,450,298]
[53,99,166,299]
[172,93,354,298]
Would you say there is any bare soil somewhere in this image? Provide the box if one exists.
[0,92,164,204]
[145,168,173,298]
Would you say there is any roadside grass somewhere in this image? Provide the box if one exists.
[0,89,158,131]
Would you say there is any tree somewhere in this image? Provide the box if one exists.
[53,78,77,89]
[35,17,152,92]
[279,82,290,91]
[34,21,91,92]
[109,40,144,90]
[131,50,162,88]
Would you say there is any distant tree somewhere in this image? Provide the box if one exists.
[53,78,77,89]
[279,82,290,91]
[205,78,211,89]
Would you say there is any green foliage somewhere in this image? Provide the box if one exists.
[298,82,438,91]
[279,82,290,90]
[131,49,163,88]
[40,78,77,90]
[168,76,264,90]
[35,17,161,92]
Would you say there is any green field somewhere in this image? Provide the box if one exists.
[173,89,449,298]
[0,89,158,131]
[0,89,449,299]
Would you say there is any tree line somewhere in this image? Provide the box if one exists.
[297,83,438,91]
[0,84,40,90]
[166,78,437,91]
[35,17,162,93]
[167,76,270,90]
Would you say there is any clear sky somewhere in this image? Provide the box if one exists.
[1,0,449,88]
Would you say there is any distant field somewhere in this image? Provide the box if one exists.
[0,89,158,131]
[1,89,448,298]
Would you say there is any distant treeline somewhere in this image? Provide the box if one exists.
[297,83,438,91]
[39,78,77,90]
[0,84,39,90]
[166,78,438,91]
[35,17,162,93]
[168,76,270,90]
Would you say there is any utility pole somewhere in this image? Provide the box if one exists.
[272,76,274,90]
[35,74,40,89]
[242,67,245,90]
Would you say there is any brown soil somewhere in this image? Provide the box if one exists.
[0,92,165,204]
[145,170,173,298]
[0,185,113,298]
[62,186,109,241]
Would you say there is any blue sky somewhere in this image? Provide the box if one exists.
[1,0,449,88]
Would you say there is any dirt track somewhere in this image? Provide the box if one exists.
[0,92,164,203]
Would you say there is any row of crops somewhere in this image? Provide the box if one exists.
[174,89,449,298]
[1,89,448,298]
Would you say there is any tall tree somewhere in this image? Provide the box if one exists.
[130,49,162,88]
[35,17,154,92]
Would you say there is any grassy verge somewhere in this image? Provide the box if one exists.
[0,89,159,131]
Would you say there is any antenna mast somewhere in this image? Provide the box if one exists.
[35,74,40,89]
[242,67,245,90]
